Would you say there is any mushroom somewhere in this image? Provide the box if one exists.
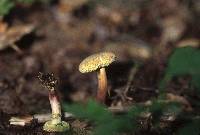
[38,72,69,132]
[79,52,116,103]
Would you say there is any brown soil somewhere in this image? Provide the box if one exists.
[0,1,199,134]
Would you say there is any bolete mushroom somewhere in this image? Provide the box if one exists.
[38,72,69,132]
[79,52,116,103]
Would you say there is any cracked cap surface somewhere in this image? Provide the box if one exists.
[79,52,116,73]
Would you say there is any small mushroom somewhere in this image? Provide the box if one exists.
[38,72,69,132]
[79,52,116,103]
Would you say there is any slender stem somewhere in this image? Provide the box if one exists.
[97,68,107,103]
[124,63,140,100]
[49,90,61,124]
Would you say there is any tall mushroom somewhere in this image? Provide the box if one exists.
[38,72,69,132]
[79,52,116,103]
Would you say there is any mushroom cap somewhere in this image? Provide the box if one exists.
[79,52,116,73]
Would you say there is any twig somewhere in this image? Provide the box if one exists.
[33,112,73,123]
[123,63,139,100]
[9,115,34,126]
[11,43,23,55]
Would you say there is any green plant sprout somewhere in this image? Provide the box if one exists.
[79,52,116,103]
[38,72,69,132]
[64,99,181,135]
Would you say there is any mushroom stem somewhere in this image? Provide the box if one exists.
[49,89,61,124]
[97,67,107,103]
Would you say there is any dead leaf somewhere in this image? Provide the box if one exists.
[59,0,89,13]
[0,21,8,33]
[96,6,123,26]
[104,40,152,62]
[176,38,199,48]
[161,16,185,43]
[0,24,34,50]
[166,93,193,111]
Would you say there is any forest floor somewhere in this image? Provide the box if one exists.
[0,0,200,134]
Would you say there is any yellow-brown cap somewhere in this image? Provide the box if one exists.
[79,52,116,73]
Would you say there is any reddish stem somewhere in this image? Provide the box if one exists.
[96,68,107,103]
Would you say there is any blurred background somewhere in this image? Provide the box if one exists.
[0,0,200,134]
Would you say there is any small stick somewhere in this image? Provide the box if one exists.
[9,115,34,126]
[33,112,73,123]
[123,63,139,100]
[11,43,23,54]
